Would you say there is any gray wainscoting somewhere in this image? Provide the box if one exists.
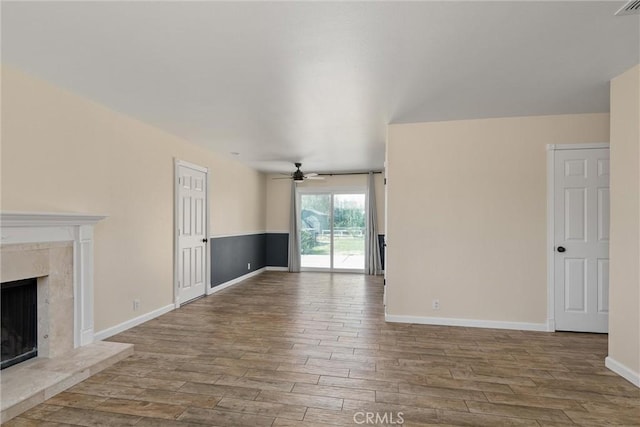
[210,234,266,287]
[266,233,289,268]
[210,233,384,287]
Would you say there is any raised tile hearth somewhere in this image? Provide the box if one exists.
[0,341,133,423]
[0,212,134,422]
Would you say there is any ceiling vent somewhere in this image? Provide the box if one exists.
[615,0,640,15]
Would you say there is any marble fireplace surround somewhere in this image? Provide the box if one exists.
[1,241,75,359]
[0,212,106,347]
[0,212,134,423]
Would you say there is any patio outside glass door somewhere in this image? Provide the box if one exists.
[300,192,365,272]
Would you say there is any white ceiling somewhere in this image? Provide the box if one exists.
[2,1,638,173]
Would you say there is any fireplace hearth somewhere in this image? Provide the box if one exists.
[1,278,38,369]
[0,212,133,424]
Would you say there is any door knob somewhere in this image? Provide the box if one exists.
[202,238,208,243]
[557,246,566,253]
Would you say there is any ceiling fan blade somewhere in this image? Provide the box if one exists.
[305,176,325,180]
[272,177,292,180]
[305,173,318,177]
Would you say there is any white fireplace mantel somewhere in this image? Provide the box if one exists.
[1,211,107,347]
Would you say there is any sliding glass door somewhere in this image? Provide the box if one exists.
[300,191,365,272]
[299,194,332,269]
[332,194,365,270]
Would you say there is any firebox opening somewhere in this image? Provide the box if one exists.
[1,278,38,369]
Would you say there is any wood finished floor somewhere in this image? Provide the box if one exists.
[7,272,639,426]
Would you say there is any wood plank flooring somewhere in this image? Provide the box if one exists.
[6,272,639,426]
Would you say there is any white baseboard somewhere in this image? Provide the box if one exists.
[605,356,640,388]
[94,303,175,341]
[266,266,288,272]
[207,267,266,295]
[385,314,548,332]
[546,319,556,332]
[95,268,269,341]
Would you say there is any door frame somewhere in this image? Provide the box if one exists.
[546,143,610,332]
[174,159,210,308]
[297,186,367,273]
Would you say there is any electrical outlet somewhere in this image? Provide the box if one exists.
[432,299,440,310]
[133,299,140,311]
[247,262,251,270]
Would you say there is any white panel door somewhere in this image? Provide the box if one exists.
[177,164,207,304]
[554,147,609,332]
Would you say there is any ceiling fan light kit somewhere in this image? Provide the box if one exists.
[276,162,325,183]
[293,163,305,182]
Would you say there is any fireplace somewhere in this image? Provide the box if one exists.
[0,212,134,424]
[1,278,38,369]
[0,212,107,351]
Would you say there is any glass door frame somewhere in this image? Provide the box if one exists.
[297,186,367,273]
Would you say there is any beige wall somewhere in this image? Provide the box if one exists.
[265,178,293,233]
[266,173,385,233]
[1,67,266,331]
[609,64,640,379]
[386,113,610,325]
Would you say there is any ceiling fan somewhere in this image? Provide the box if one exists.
[274,163,325,182]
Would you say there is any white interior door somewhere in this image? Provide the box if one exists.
[177,162,208,304]
[554,147,609,333]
